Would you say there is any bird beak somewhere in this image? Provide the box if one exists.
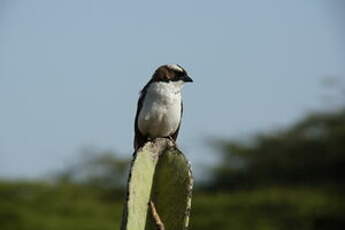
[183,75,193,83]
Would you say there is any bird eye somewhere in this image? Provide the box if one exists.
[170,72,185,81]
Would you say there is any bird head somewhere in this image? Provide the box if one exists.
[151,64,193,83]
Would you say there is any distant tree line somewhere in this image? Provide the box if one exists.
[209,107,345,190]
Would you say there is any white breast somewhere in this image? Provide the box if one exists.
[138,81,183,138]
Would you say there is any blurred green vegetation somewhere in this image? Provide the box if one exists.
[1,182,344,230]
[0,181,123,230]
[1,107,344,229]
[209,108,345,190]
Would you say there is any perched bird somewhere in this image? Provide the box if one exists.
[134,64,193,150]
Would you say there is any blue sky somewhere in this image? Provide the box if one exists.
[0,0,344,179]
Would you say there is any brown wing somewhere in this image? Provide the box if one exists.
[134,82,151,150]
[170,101,183,142]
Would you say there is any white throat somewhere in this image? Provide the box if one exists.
[148,80,184,96]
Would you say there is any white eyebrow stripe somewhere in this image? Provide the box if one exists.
[167,64,184,72]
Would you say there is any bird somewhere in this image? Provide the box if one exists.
[134,64,193,150]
